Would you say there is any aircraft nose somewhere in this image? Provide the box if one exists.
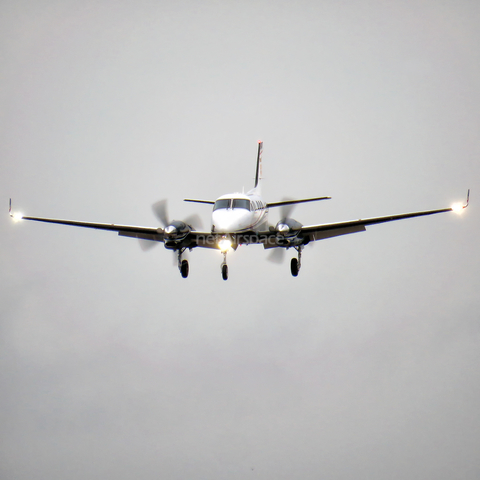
[212,209,250,233]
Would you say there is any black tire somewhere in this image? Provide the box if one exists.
[222,264,228,281]
[181,259,189,278]
[290,258,299,277]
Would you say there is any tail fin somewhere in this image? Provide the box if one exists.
[254,141,263,189]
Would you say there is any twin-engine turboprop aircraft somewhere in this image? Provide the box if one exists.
[10,141,469,280]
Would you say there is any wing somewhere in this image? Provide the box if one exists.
[258,190,470,248]
[303,206,454,242]
[10,191,469,251]
[8,199,225,250]
[9,200,164,242]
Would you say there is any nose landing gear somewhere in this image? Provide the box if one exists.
[222,264,228,280]
[221,251,228,280]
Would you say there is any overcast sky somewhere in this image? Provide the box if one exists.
[1,1,479,479]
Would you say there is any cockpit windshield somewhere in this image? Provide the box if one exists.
[232,199,250,210]
[213,198,251,211]
[213,199,231,211]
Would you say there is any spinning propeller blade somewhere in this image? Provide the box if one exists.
[141,200,202,253]
[280,201,295,220]
[138,239,158,251]
[152,199,169,227]
[183,213,203,230]
[267,248,286,264]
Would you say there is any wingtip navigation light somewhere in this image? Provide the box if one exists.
[9,199,23,221]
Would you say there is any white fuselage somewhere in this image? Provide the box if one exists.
[211,192,268,233]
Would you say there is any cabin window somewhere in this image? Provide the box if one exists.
[232,199,250,210]
[213,199,231,211]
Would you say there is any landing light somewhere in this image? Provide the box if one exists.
[218,236,232,252]
[12,212,23,221]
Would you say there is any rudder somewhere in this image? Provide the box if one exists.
[254,141,263,189]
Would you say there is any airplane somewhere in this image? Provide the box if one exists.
[9,141,469,280]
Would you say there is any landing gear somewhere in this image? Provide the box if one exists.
[181,259,189,278]
[290,245,303,277]
[290,258,299,277]
[222,264,228,281]
[177,248,189,278]
[221,251,228,280]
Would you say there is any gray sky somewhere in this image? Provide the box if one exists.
[1,1,479,479]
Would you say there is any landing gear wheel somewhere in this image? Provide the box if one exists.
[222,264,228,281]
[290,258,299,277]
[180,259,189,278]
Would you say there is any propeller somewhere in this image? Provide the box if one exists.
[183,213,203,231]
[279,199,296,220]
[140,200,203,252]
[139,238,158,251]
[152,199,170,227]
[267,198,300,264]
[152,200,203,230]
[267,247,286,264]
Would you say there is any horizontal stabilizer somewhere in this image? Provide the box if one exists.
[267,196,331,208]
[184,198,215,205]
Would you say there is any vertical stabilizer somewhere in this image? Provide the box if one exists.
[254,141,263,190]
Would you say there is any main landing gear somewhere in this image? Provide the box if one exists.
[177,248,189,278]
[290,246,303,277]
[221,251,228,281]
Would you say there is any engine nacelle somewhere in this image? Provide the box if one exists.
[275,218,303,233]
[274,218,304,246]
[164,220,190,236]
[163,220,193,248]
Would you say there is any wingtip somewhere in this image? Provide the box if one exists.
[464,189,470,208]
[9,198,24,221]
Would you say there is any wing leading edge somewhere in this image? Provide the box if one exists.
[9,200,165,241]
[260,190,470,247]
[303,205,455,241]
[9,199,219,248]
